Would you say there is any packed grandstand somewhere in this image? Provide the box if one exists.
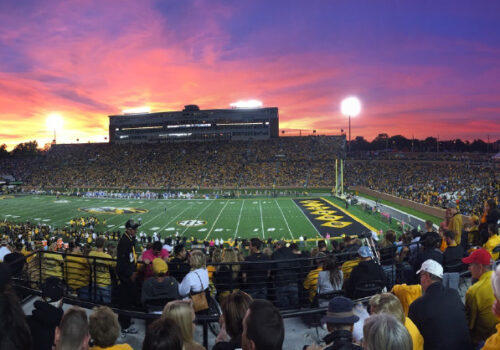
[0,137,500,350]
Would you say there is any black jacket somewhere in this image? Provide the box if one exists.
[442,245,465,272]
[26,300,64,350]
[345,259,386,299]
[168,257,190,283]
[271,247,300,287]
[413,248,443,273]
[323,330,362,350]
[116,233,137,282]
[408,282,472,350]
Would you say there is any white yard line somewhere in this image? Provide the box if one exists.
[234,199,245,239]
[275,200,294,240]
[291,200,322,238]
[259,200,265,239]
[204,200,230,240]
[179,200,217,236]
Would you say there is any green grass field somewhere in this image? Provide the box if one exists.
[0,195,402,242]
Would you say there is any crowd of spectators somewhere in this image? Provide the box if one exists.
[1,198,500,349]
[1,137,497,217]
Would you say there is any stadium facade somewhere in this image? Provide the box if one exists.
[109,105,279,144]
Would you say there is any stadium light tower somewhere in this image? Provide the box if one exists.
[46,114,64,144]
[340,96,361,153]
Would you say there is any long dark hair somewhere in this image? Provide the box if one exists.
[0,285,32,350]
[323,254,342,287]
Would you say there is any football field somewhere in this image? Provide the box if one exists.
[0,195,395,241]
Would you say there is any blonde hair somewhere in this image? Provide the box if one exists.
[162,301,195,344]
[369,293,405,324]
[189,250,206,270]
[221,248,240,279]
[89,306,120,348]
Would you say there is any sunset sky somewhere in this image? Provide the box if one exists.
[1,0,499,149]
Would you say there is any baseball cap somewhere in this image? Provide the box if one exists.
[41,277,64,302]
[125,219,140,229]
[152,258,168,275]
[462,248,492,266]
[416,259,443,279]
[358,246,373,258]
[320,296,359,324]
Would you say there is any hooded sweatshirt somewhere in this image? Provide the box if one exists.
[26,300,63,350]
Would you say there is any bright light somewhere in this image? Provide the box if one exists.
[340,96,361,117]
[46,114,64,131]
[230,100,263,108]
[122,106,151,114]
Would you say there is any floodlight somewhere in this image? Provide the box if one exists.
[230,100,263,108]
[340,97,361,117]
[122,107,151,114]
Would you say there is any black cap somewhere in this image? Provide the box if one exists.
[41,277,64,302]
[125,219,140,229]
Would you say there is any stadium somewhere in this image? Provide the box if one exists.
[2,2,500,350]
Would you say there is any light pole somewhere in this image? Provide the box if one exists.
[340,97,361,153]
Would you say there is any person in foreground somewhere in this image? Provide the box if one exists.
[461,248,498,345]
[54,306,90,350]
[89,306,133,350]
[408,259,472,350]
[142,317,183,350]
[481,264,500,349]
[162,300,205,350]
[305,296,362,350]
[363,313,412,350]
[242,299,284,350]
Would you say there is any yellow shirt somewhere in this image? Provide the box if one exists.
[405,316,424,350]
[90,344,133,350]
[484,235,500,261]
[448,213,463,245]
[65,254,90,290]
[42,252,64,280]
[391,284,422,316]
[483,320,500,350]
[88,250,115,287]
[341,258,361,281]
[303,267,322,302]
[465,270,498,344]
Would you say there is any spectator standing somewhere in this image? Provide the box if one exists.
[162,300,205,350]
[65,243,90,299]
[242,299,284,350]
[448,202,463,246]
[242,238,270,300]
[26,277,64,350]
[413,235,443,274]
[409,259,471,350]
[271,240,300,308]
[345,246,386,299]
[479,199,500,244]
[88,306,132,350]
[363,313,412,350]
[54,307,90,350]
[483,224,500,261]
[116,219,140,333]
[142,241,169,279]
[442,230,465,272]
[303,252,326,303]
[482,264,500,349]
[461,248,498,345]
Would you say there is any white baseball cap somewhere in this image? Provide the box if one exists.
[416,259,443,279]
